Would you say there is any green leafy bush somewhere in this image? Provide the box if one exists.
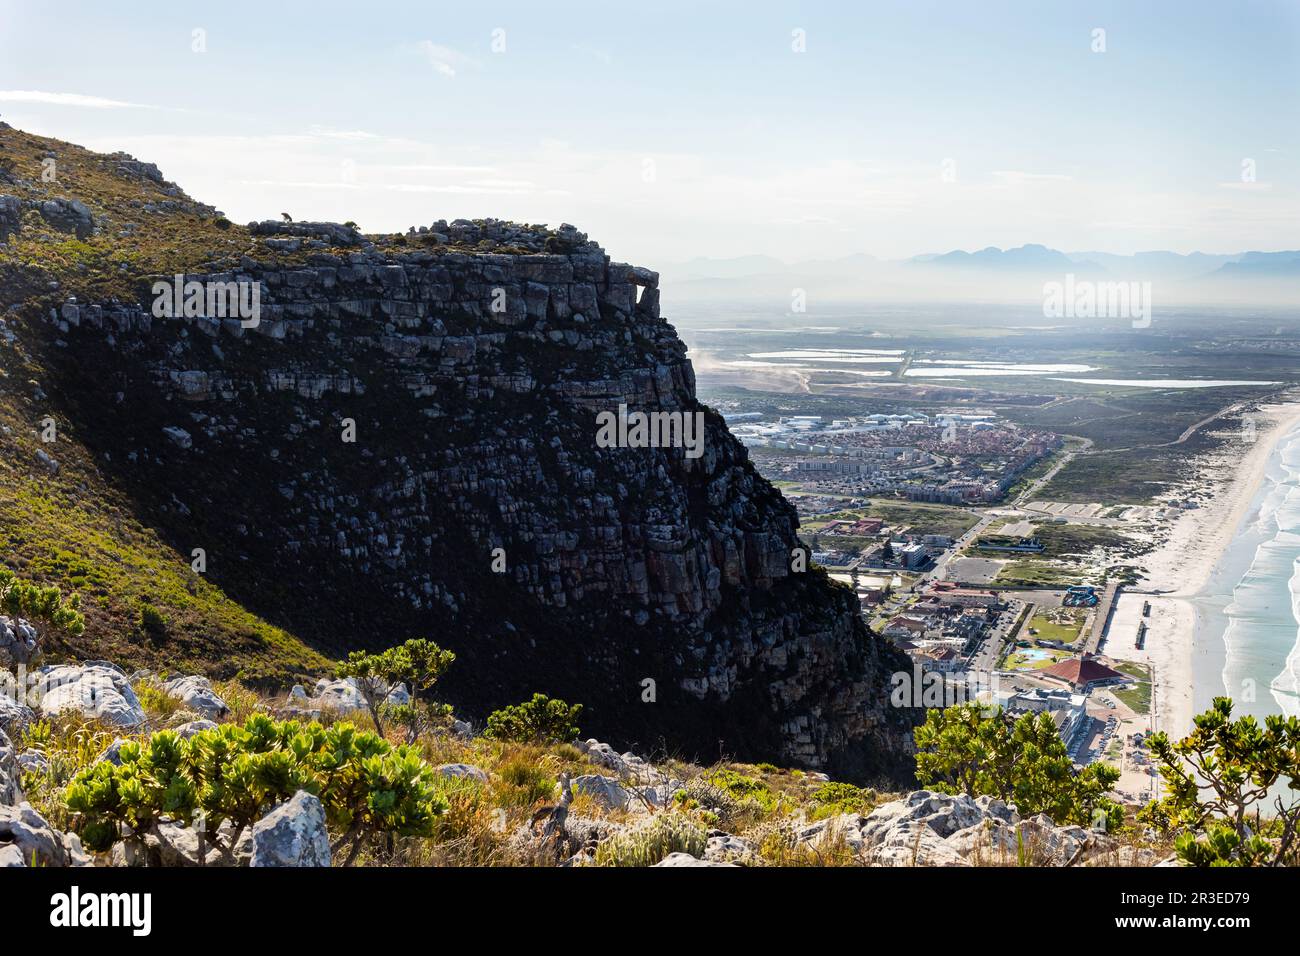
[1139,697,1300,866]
[0,566,84,636]
[484,693,582,744]
[594,813,707,867]
[809,781,875,819]
[1174,823,1276,867]
[914,703,1122,830]
[702,768,784,814]
[136,601,166,634]
[63,714,447,864]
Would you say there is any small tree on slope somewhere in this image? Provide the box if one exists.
[914,702,1122,830]
[1139,697,1300,867]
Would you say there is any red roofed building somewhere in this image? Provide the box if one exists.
[883,615,927,639]
[928,582,999,607]
[914,645,962,673]
[1041,656,1128,691]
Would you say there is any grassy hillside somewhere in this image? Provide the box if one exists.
[0,125,343,683]
[0,374,330,683]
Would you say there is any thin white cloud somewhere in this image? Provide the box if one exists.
[0,89,159,109]
[238,179,538,196]
[382,163,498,174]
[390,182,532,195]
[307,125,381,141]
[992,170,1074,183]
[415,41,479,78]
[464,178,536,189]
[238,180,362,190]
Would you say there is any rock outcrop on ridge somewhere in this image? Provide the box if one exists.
[0,126,918,782]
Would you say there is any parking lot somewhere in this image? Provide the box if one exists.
[945,556,1003,584]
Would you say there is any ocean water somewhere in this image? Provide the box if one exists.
[1196,422,1300,722]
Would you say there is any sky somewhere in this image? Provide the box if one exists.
[1,0,1297,267]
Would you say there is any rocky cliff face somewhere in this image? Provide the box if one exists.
[2,133,916,782]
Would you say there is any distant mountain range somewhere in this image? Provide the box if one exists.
[931,245,1300,280]
[915,244,1101,274]
[660,244,1300,305]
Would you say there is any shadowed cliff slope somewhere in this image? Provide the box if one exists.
[0,125,918,783]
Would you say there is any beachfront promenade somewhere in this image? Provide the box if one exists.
[1083,581,1121,654]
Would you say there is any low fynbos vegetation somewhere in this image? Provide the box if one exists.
[8,542,1295,869]
[132,677,184,719]
[64,715,446,865]
[484,693,583,744]
[809,782,877,820]
[494,758,556,807]
[0,567,84,637]
[15,680,1300,866]
[593,813,707,867]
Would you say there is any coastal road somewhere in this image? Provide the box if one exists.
[895,350,915,380]
[913,510,1000,588]
[1101,398,1251,455]
[914,438,1090,588]
[1013,437,1092,508]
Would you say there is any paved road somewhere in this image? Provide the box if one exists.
[1103,399,1248,454]
[914,510,999,588]
[914,437,1083,587]
[895,350,915,380]
[1013,437,1092,508]
[967,600,1023,673]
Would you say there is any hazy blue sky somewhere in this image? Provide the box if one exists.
[1,0,1296,265]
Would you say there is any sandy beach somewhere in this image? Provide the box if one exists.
[1104,399,1300,748]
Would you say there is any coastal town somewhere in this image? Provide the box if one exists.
[721,403,1191,803]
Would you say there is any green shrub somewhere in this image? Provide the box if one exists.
[701,767,784,814]
[1139,697,1300,866]
[914,703,1121,830]
[63,714,447,864]
[136,601,166,634]
[494,759,555,807]
[0,566,84,636]
[809,782,875,820]
[594,813,707,867]
[484,694,582,744]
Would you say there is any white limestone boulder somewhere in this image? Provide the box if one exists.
[249,790,331,867]
[161,675,229,719]
[34,663,145,727]
[653,852,737,867]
